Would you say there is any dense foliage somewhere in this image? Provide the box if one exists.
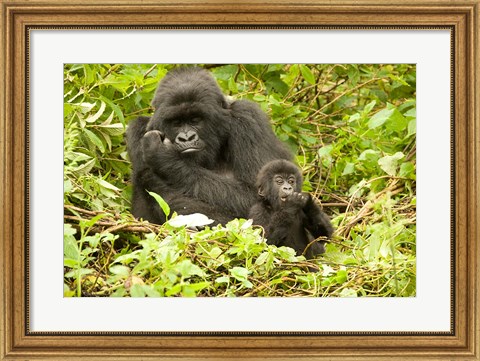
[64,64,416,297]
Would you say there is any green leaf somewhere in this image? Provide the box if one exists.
[64,223,77,237]
[130,284,146,297]
[342,162,355,176]
[228,77,238,93]
[83,128,105,152]
[183,282,210,296]
[85,234,101,248]
[97,179,120,191]
[339,288,357,297]
[85,101,106,123]
[63,240,79,261]
[230,267,253,288]
[98,96,125,125]
[253,94,266,102]
[98,123,125,136]
[64,259,79,268]
[300,134,318,145]
[64,224,79,260]
[404,107,416,118]
[255,252,269,266]
[368,108,392,129]
[165,284,182,297]
[143,286,161,297]
[100,110,115,126]
[408,119,416,137]
[335,269,348,284]
[358,149,379,162]
[83,64,96,85]
[274,246,299,262]
[147,190,170,217]
[266,78,289,95]
[215,276,230,284]
[364,100,377,114]
[321,264,335,277]
[318,144,334,166]
[176,260,205,278]
[109,265,131,277]
[70,158,95,177]
[64,179,73,193]
[77,102,95,113]
[368,104,406,132]
[300,65,315,85]
[64,268,93,278]
[348,113,361,123]
[378,152,405,176]
[399,161,415,179]
[80,213,108,231]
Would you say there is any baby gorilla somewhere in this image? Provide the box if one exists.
[249,160,334,259]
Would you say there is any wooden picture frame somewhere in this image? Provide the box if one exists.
[1,0,478,359]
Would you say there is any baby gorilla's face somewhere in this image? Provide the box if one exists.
[273,174,297,202]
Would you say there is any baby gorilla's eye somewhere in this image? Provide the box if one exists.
[288,178,295,185]
[274,176,283,185]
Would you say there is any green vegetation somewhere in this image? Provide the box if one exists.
[64,64,416,297]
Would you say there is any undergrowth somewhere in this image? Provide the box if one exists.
[63,64,416,297]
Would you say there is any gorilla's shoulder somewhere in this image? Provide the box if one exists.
[229,98,262,111]
[126,116,150,138]
[229,99,269,123]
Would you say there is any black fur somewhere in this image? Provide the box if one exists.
[126,67,293,225]
[249,160,334,259]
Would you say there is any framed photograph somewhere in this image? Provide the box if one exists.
[1,0,478,359]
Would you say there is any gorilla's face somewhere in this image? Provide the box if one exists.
[274,174,297,202]
[151,112,206,154]
[146,101,228,168]
[142,67,233,169]
[256,160,303,207]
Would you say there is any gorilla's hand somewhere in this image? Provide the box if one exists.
[141,130,176,167]
[284,192,309,210]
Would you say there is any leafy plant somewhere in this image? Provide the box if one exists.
[63,64,416,297]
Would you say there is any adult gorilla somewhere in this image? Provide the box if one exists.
[126,67,293,225]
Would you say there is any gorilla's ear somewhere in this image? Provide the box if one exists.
[258,187,266,198]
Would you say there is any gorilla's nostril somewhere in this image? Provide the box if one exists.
[186,130,198,142]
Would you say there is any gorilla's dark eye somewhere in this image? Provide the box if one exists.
[274,176,283,185]
[288,178,295,185]
[168,118,182,127]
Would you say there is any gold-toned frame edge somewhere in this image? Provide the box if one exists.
[1,0,478,359]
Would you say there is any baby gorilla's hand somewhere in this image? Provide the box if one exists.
[285,191,309,210]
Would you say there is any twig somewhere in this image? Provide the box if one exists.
[65,204,105,217]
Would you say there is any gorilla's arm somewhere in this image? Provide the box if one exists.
[249,194,306,247]
[302,195,334,239]
[128,116,258,218]
[249,204,296,247]
[126,116,150,171]
[141,133,257,217]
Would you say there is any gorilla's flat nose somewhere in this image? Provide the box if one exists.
[175,130,198,143]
